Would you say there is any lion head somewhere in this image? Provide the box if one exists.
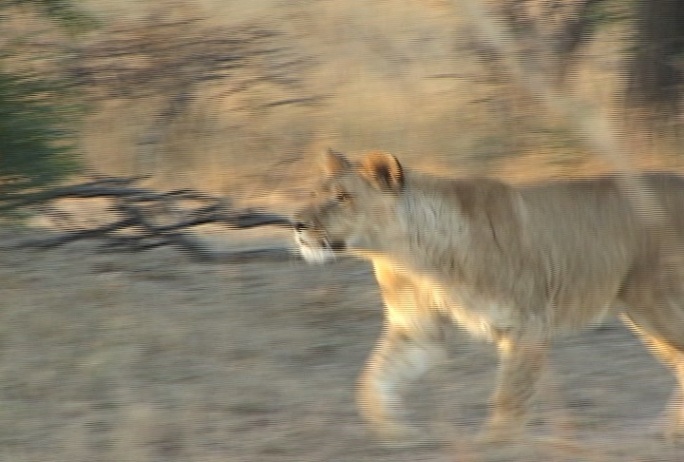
[293,149,405,263]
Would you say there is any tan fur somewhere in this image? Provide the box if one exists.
[294,149,684,444]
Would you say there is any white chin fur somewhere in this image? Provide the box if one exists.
[299,245,336,264]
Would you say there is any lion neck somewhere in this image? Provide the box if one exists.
[358,176,473,277]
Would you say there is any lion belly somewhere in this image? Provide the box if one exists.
[406,263,624,342]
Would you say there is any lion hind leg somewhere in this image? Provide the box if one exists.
[620,313,684,442]
[357,325,446,445]
[618,256,684,440]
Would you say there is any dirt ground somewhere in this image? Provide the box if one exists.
[1,225,683,462]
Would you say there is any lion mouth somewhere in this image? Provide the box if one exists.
[294,232,330,263]
[294,231,346,264]
[312,237,346,253]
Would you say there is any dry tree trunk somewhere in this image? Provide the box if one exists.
[624,0,684,155]
[626,0,684,120]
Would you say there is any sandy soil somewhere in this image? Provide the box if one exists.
[1,226,683,462]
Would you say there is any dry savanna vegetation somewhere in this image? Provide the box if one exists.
[3,0,684,460]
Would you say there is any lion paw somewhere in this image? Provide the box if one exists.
[476,420,525,445]
[649,408,684,444]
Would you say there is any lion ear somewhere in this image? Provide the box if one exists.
[322,148,352,175]
[358,151,404,193]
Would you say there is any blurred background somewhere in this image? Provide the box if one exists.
[5,0,684,208]
[2,1,684,461]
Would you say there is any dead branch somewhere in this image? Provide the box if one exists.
[7,176,294,263]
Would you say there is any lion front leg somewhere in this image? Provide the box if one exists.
[482,336,548,442]
[357,325,446,445]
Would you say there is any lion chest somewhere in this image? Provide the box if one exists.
[429,279,538,339]
[375,264,532,340]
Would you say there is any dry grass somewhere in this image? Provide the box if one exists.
[68,1,680,196]
[71,0,650,200]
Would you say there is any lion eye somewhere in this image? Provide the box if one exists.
[335,191,352,202]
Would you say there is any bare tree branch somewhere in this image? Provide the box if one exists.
[9,176,294,262]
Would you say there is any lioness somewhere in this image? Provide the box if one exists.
[293,149,684,444]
